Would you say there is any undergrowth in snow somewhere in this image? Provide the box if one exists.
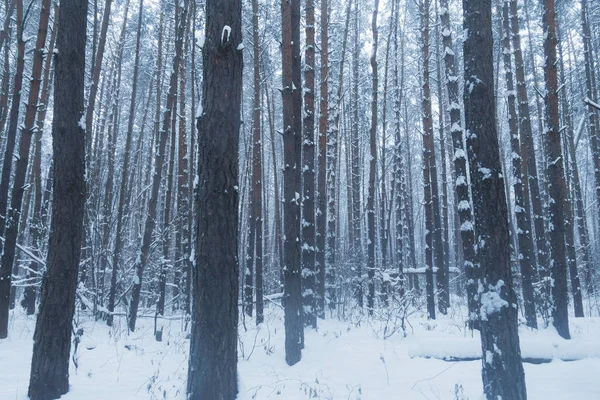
[1,303,600,399]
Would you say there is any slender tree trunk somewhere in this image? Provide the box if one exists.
[249,0,263,325]
[500,0,537,328]
[128,0,187,332]
[420,0,437,319]
[0,0,23,338]
[439,0,478,325]
[0,0,50,337]
[27,0,87,396]
[316,0,328,318]
[327,0,352,312]
[542,0,570,340]
[366,0,379,316]
[301,0,317,328]
[281,0,304,366]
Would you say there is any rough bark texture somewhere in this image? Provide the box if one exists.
[282,0,304,366]
[186,0,241,398]
[542,0,570,340]
[463,0,527,398]
[27,0,87,397]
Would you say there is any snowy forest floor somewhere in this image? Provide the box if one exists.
[1,304,600,399]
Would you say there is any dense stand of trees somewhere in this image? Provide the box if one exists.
[0,0,599,398]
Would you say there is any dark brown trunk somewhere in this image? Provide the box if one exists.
[187,0,241,397]
[27,0,87,396]
[542,0,570,340]
[463,0,527,397]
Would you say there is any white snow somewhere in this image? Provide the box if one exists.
[221,25,232,44]
[1,308,600,399]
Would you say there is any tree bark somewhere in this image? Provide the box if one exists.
[464,0,527,397]
[27,0,87,396]
[186,0,241,397]
[281,0,304,366]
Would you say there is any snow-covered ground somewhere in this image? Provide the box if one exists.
[1,306,599,399]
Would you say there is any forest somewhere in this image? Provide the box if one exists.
[1,0,600,398]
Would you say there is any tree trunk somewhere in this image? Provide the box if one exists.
[186,0,241,397]
[315,0,328,319]
[301,0,317,328]
[463,0,527,397]
[439,0,478,325]
[27,0,87,396]
[542,0,570,340]
[0,0,23,338]
[281,0,304,366]
[500,0,537,328]
[0,0,51,337]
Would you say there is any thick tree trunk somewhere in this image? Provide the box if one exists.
[463,0,527,397]
[186,0,241,397]
[27,0,87,397]
[281,0,304,366]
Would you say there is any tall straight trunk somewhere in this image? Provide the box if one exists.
[393,1,406,287]
[0,0,14,140]
[0,1,23,336]
[281,0,304,366]
[128,0,187,332]
[556,21,584,318]
[156,89,177,338]
[174,6,190,313]
[500,0,537,328]
[100,0,130,313]
[366,0,379,316]
[420,0,437,319]
[509,0,548,281]
[27,0,87,396]
[379,0,394,307]
[25,4,58,315]
[351,2,363,308]
[316,0,328,318]
[250,0,264,325]
[266,87,283,277]
[0,0,50,337]
[404,101,418,287]
[106,0,144,326]
[327,0,352,311]
[581,0,600,241]
[439,0,478,324]
[85,0,114,158]
[542,0,570,340]
[434,0,450,310]
[187,0,241,397]
[302,0,317,328]
[463,0,527,397]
